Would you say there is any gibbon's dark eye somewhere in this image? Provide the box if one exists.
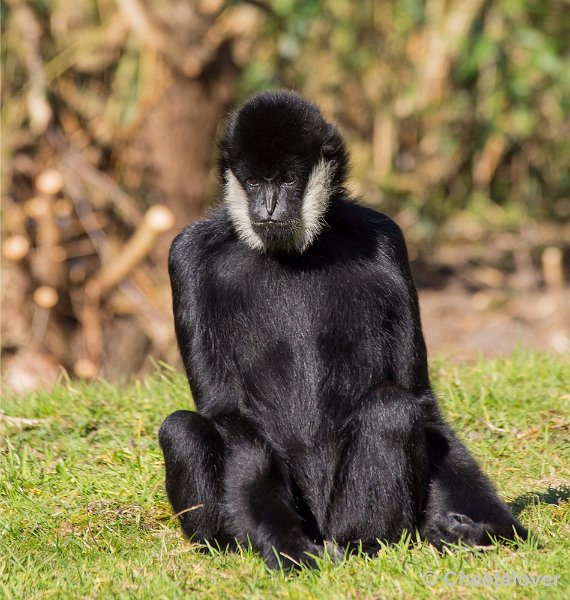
[245,177,260,188]
[283,176,296,186]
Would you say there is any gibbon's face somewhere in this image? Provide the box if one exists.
[219,92,344,254]
[225,155,335,254]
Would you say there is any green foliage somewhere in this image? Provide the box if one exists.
[4,0,569,232]
[241,0,570,232]
[1,352,569,598]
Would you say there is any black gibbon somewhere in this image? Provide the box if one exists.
[159,91,527,569]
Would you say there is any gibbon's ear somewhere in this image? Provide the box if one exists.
[218,153,229,180]
[321,123,345,160]
[320,123,349,186]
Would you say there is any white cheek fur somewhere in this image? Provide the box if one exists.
[297,158,334,252]
[224,170,266,251]
[224,159,334,253]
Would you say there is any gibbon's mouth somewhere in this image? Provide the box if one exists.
[252,219,299,228]
[251,218,302,250]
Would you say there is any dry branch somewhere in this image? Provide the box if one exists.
[2,234,30,261]
[8,0,52,134]
[58,142,143,225]
[116,0,217,77]
[0,412,49,427]
[89,205,174,297]
[542,247,568,348]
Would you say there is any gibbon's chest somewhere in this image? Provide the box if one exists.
[196,250,399,386]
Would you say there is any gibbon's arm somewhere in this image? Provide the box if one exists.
[369,214,431,397]
[168,225,201,388]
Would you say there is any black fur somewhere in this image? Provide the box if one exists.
[159,91,527,569]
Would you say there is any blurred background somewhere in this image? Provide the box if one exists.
[1,0,569,393]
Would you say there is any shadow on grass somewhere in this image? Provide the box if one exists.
[510,487,570,516]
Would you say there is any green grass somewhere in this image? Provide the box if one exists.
[1,351,569,599]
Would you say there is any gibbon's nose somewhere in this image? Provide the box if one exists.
[265,191,277,216]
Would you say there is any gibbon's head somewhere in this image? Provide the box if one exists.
[219,90,348,254]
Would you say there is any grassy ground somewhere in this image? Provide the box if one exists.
[1,351,569,599]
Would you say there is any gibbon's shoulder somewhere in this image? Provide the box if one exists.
[169,207,234,266]
[329,196,407,251]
